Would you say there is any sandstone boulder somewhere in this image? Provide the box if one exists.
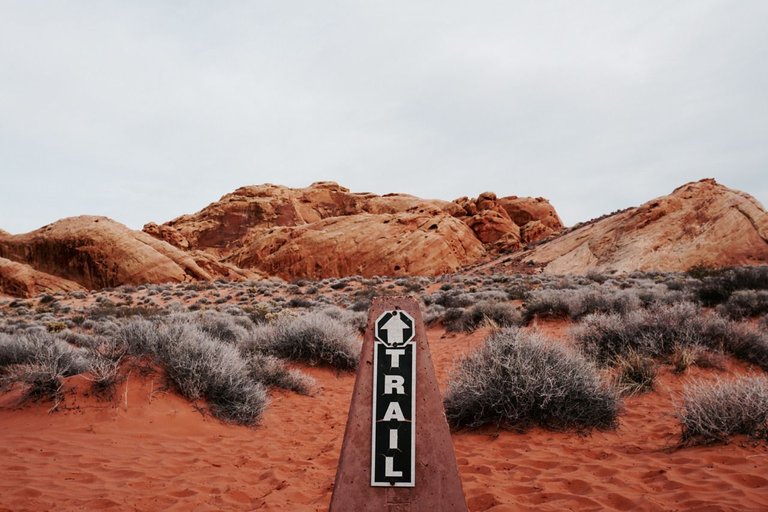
[0,216,246,293]
[0,257,85,297]
[496,179,768,274]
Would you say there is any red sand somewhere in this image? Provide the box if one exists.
[1,325,768,511]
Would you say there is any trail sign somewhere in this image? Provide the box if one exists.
[330,297,467,511]
[375,310,414,347]
[372,310,416,486]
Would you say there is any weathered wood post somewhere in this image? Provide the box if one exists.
[330,296,467,511]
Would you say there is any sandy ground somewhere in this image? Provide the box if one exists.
[1,324,768,511]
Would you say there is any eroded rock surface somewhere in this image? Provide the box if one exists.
[0,216,256,295]
[491,179,768,274]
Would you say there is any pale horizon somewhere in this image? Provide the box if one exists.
[2,1,766,234]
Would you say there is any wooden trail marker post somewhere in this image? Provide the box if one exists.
[330,296,467,511]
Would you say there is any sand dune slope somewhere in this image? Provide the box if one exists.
[1,326,767,511]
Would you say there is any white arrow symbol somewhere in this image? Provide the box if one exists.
[381,312,411,346]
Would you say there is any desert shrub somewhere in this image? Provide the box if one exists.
[86,356,122,396]
[349,299,370,312]
[444,301,523,332]
[422,304,446,325]
[0,332,37,367]
[574,303,715,364]
[329,280,348,290]
[0,331,89,375]
[678,376,768,445]
[317,306,367,333]
[505,283,529,300]
[115,318,158,356]
[245,354,314,395]
[0,332,90,403]
[721,323,768,371]
[572,311,650,364]
[246,313,360,370]
[4,362,66,402]
[46,321,67,333]
[693,266,768,306]
[523,287,641,323]
[443,328,620,431]
[614,351,657,395]
[288,298,316,309]
[154,323,268,424]
[191,310,251,343]
[431,291,474,309]
[575,303,768,371]
[56,331,103,350]
[635,286,694,306]
[718,290,768,319]
[668,344,727,374]
[440,308,465,329]
[585,269,608,284]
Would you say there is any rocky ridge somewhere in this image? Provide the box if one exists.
[485,179,768,275]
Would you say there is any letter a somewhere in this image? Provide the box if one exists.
[382,401,405,422]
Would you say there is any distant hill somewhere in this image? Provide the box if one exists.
[2,178,766,297]
[483,179,768,275]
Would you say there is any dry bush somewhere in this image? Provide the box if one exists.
[0,331,89,375]
[444,301,523,333]
[86,355,122,397]
[192,310,252,343]
[669,345,701,374]
[721,322,768,371]
[4,362,66,403]
[317,306,367,333]
[523,287,641,323]
[245,312,360,371]
[614,351,657,395]
[0,331,90,404]
[572,311,651,365]
[693,265,768,306]
[154,323,268,425]
[422,304,446,325]
[246,354,314,395]
[679,376,768,445]
[115,318,159,356]
[573,302,768,369]
[429,291,474,308]
[718,290,768,319]
[443,328,620,431]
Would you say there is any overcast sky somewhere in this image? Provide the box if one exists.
[1,1,766,234]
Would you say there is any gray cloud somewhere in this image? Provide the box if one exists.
[1,0,766,233]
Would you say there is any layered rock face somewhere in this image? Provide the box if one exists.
[0,257,85,297]
[500,179,768,274]
[144,182,563,279]
[4,178,767,294]
[143,182,462,256]
[0,216,256,296]
[453,192,563,250]
[230,211,485,279]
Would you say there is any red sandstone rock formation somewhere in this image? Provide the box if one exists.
[0,257,85,297]
[144,182,461,257]
[143,182,566,278]
[0,216,256,296]
[491,179,768,274]
[452,192,563,249]
[497,196,563,243]
[229,211,485,279]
